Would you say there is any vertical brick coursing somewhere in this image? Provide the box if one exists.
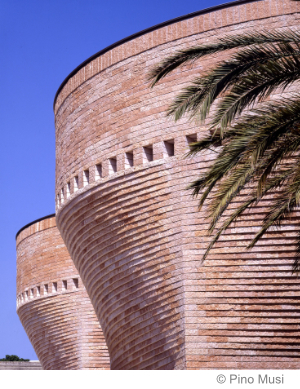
[55,0,300,369]
[16,216,110,370]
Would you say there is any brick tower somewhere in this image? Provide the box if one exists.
[16,215,110,370]
[53,0,300,369]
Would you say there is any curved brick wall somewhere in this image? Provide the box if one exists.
[55,0,300,369]
[16,215,110,370]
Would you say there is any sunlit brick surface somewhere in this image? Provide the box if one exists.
[16,216,110,370]
[55,0,300,369]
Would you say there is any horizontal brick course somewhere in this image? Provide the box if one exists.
[0,361,42,370]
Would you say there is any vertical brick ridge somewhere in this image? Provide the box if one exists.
[16,217,110,370]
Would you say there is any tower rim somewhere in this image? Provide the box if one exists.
[15,213,56,240]
[53,0,261,110]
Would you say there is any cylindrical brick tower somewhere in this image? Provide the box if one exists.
[16,215,110,370]
[54,0,300,369]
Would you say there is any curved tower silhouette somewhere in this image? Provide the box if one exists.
[54,0,300,369]
[16,215,110,370]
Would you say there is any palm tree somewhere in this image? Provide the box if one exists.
[149,5,300,271]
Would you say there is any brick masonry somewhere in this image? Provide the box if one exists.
[54,0,300,369]
[16,216,110,370]
[0,361,42,370]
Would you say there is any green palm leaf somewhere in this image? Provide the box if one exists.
[167,42,300,129]
[149,30,300,86]
[150,20,300,271]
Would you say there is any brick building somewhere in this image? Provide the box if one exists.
[18,0,300,369]
[0,361,42,370]
[16,215,110,369]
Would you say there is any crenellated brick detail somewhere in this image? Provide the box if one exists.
[16,216,110,370]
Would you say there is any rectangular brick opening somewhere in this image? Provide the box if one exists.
[25,291,28,301]
[109,158,117,174]
[74,176,79,192]
[125,152,134,168]
[95,163,102,180]
[67,182,71,198]
[83,169,89,186]
[73,278,79,289]
[30,289,34,299]
[143,145,153,162]
[44,284,48,295]
[37,286,40,297]
[186,134,197,146]
[62,280,67,291]
[52,282,57,293]
[164,139,175,157]
[60,188,64,204]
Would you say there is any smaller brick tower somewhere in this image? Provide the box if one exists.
[16,215,110,370]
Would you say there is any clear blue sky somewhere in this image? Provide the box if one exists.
[0,0,225,359]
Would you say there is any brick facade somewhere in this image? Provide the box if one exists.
[52,0,300,369]
[0,361,42,370]
[16,215,110,370]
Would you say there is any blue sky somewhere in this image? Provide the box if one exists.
[0,0,225,359]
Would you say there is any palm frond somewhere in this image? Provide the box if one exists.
[211,56,300,133]
[207,162,254,232]
[150,23,300,272]
[190,97,300,258]
[202,169,294,261]
[202,198,256,262]
[167,42,300,125]
[149,29,300,86]
[249,161,300,249]
[190,96,300,199]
